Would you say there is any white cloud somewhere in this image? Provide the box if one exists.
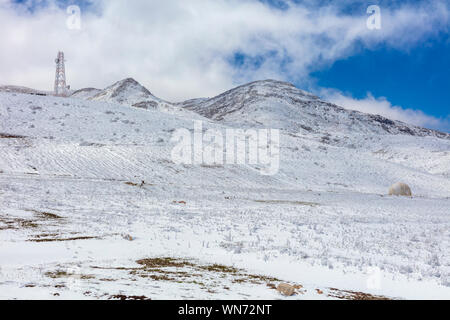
[322,89,450,132]
[0,0,449,104]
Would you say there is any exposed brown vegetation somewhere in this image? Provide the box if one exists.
[0,209,65,232]
[0,216,39,230]
[37,257,391,300]
[132,257,281,290]
[29,209,63,220]
[327,288,391,300]
[109,294,151,300]
[125,181,152,187]
[0,133,26,139]
[137,257,194,269]
[45,270,95,280]
[28,236,98,242]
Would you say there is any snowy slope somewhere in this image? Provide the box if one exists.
[0,85,50,96]
[88,78,175,111]
[71,88,101,100]
[0,80,449,299]
[74,78,197,117]
[183,79,449,139]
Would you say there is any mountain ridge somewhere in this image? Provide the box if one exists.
[180,79,449,139]
[89,78,165,109]
[9,78,448,138]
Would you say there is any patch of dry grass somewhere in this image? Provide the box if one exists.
[45,270,95,280]
[0,216,39,230]
[1,209,64,233]
[327,288,391,300]
[28,209,63,220]
[0,133,26,139]
[108,294,151,300]
[132,257,282,289]
[28,236,98,242]
[136,257,194,269]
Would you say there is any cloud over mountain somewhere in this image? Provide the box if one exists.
[322,89,450,132]
[1,0,449,102]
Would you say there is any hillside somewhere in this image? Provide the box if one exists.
[0,85,49,96]
[74,78,196,116]
[0,80,449,299]
[182,80,449,139]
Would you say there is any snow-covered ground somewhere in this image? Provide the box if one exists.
[0,80,449,300]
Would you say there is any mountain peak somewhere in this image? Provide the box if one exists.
[218,79,320,102]
[90,77,163,108]
[182,79,449,139]
[245,79,296,87]
[183,79,319,121]
[108,78,152,96]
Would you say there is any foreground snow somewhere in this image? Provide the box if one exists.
[0,176,449,299]
[0,90,449,299]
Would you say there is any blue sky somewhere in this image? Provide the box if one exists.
[11,0,94,11]
[255,0,450,122]
[3,0,450,131]
[311,34,450,119]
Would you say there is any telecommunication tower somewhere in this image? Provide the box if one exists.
[54,51,70,96]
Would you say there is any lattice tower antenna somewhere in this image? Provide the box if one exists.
[54,51,70,97]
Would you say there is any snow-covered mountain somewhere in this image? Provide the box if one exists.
[182,79,449,139]
[71,87,102,100]
[0,79,449,300]
[73,78,195,116]
[0,85,49,96]
[87,78,167,109]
